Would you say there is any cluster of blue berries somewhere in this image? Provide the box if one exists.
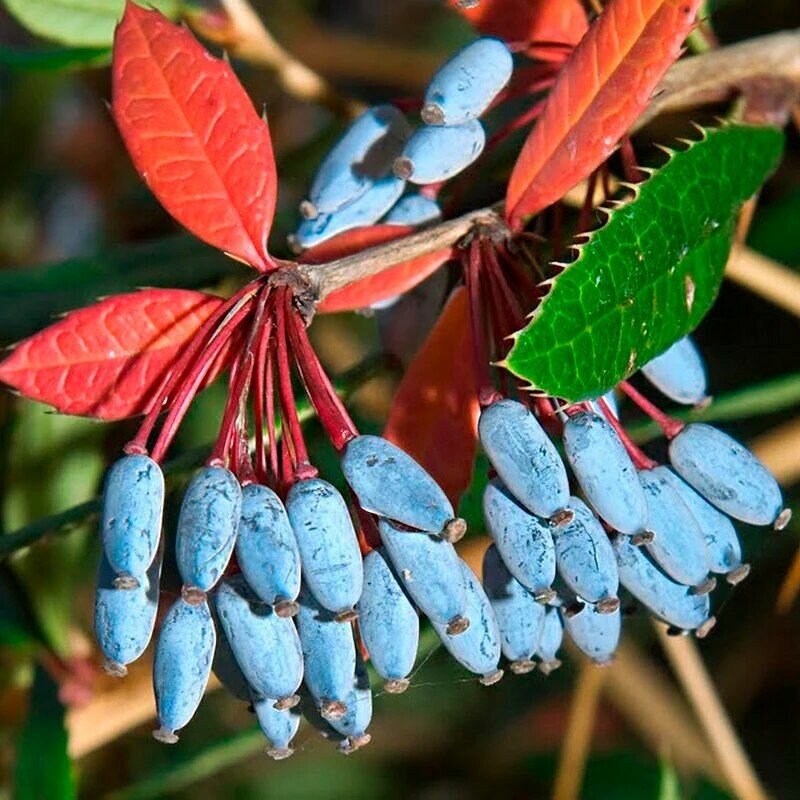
[291,37,513,250]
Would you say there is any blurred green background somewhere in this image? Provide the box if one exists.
[0,1,799,798]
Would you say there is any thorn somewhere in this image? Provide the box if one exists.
[383,678,410,694]
[725,563,751,586]
[441,517,467,543]
[446,615,470,636]
[691,576,717,596]
[479,668,504,686]
[595,596,620,614]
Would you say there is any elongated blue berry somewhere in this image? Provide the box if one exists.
[304,105,410,218]
[553,497,619,609]
[421,37,513,126]
[393,120,485,184]
[433,560,503,684]
[614,536,714,634]
[341,434,463,541]
[482,543,544,674]
[286,478,362,619]
[236,483,301,615]
[479,400,570,520]
[563,411,647,535]
[662,470,748,584]
[641,336,708,405]
[209,601,250,702]
[215,576,304,706]
[537,607,563,674]
[176,466,241,593]
[377,517,468,634]
[328,650,373,754]
[669,423,785,527]
[295,587,357,721]
[384,193,442,226]
[152,596,215,743]
[253,695,302,760]
[293,176,406,249]
[358,549,419,692]
[100,454,164,588]
[482,479,556,601]
[94,547,161,677]
[563,603,621,664]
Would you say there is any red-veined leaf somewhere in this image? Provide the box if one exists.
[0,289,226,420]
[448,0,588,61]
[384,287,479,508]
[301,226,453,313]
[506,0,701,227]
[112,3,276,270]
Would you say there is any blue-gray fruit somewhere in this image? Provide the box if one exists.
[537,607,564,674]
[305,105,410,217]
[384,193,442,226]
[563,603,621,664]
[215,575,304,705]
[152,596,215,743]
[553,497,619,609]
[100,454,164,588]
[641,336,708,405]
[377,517,468,633]
[393,120,485,184]
[669,423,784,527]
[293,176,406,249]
[341,435,462,541]
[176,466,241,593]
[482,479,556,600]
[482,543,544,674]
[236,483,301,614]
[94,546,161,677]
[478,399,569,520]
[639,467,715,592]
[209,603,251,702]
[433,560,503,684]
[614,536,714,634]
[358,549,419,692]
[295,587,357,720]
[285,478,363,618]
[328,650,373,753]
[563,411,647,535]
[421,37,513,126]
[253,695,302,760]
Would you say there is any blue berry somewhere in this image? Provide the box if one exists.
[669,423,784,527]
[152,596,216,744]
[478,399,570,520]
[100,454,164,588]
[563,602,621,664]
[215,575,304,707]
[563,411,648,535]
[209,599,251,702]
[536,607,564,674]
[327,650,373,754]
[482,479,556,601]
[377,517,468,634]
[176,466,241,593]
[285,478,363,619]
[432,560,503,685]
[641,336,708,405]
[253,694,302,760]
[358,548,419,693]
[482,543,545,674]
[235,483,301,614]
[383,193,442,226]
[421,37,513,126]
[393,120,485,184]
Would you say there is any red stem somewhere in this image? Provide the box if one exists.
[618,381,685,439]
[597,396,658,470]
[265,343,280,486]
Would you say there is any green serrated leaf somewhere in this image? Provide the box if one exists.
[2,0,180,48]
[505,124,784,401]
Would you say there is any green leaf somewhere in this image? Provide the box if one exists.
[505,124,784,401]
[14,666,75,800]
[2,0,180,48]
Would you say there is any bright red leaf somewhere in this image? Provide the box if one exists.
[384,287,479,508]
[113,3,276,270]
[301,226,453,313]
[505,0,701,227]
[0,289,226,420]
[449,0,588,61]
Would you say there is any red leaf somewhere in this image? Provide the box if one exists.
[506,0,700,226]
[112,3,276,270]
[384,287,479,508]
[449,0,588,61]
[0,289,225,420]
[301,226,453,314]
